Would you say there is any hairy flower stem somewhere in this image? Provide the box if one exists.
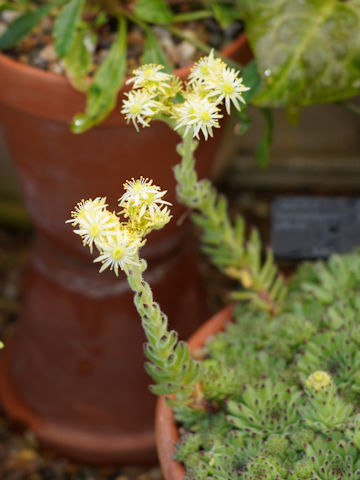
[175,133,245,265]
[174,133,286,314]
[126,257,200,404]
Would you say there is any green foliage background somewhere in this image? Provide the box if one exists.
[238,0,360,109]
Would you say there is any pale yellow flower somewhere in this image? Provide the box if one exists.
[67,197,108,226]
[126,64,172,91]
[205,66,249,114]
[148,205,172,231]
[94,228,142,276]
[121,90,161,131]
[189,49,226,84]
[173,93,222,140]
[305,371,333,392]
[73,205,119,253]
[119,177,171,220]
[161,75,183,98]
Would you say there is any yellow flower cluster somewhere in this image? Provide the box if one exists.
[121,51,249,140]
[305,371,333,392]
[120,177,172,236]
[68,178,172,275]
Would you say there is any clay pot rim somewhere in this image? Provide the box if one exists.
[0,33,248,86]
[155,304,235,480]
[0,33,249,124]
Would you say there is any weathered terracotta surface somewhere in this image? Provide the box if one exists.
[0,35,252,464]
[0,234,203,464]
[155,305,234,480]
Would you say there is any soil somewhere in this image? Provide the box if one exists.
[0,7,243,77]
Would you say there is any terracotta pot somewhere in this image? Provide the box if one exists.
[155,305,233,480]
[0,35,252,464]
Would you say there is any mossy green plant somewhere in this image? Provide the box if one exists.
[171,254,360,479]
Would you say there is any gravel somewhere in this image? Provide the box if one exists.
[0,10,244,77]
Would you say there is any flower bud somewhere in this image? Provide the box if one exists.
[305,370,333,392]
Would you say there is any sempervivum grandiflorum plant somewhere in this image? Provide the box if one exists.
[70,53,360,479]
[172,253,360,479]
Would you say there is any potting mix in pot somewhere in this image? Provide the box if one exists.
[69,53,360,479]
[0,0,244,132]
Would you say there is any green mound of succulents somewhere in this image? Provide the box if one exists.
[173,251,360,480]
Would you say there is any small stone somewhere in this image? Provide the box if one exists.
[176,40,197,67]
[48,62,64,75]
[32,56,48,70]
[41,17,53,33]
[20,36,37,52]
[39,44,57,63]
[83,33,96,55]
[2,10,20,24]
[40,33,52,46]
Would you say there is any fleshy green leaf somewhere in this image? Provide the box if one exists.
[254,108,273,169]
[71,16,127,133]
[0,2,14,12]
[240,0,360,108]
[133,0,173,25]
[241,59,262,103]
[94,11,107,28]
[142,29,172,72]
[53,0,85,58]
[208,2,236,28]
[231,60,260,135]
[63,26,92,91]
[0,1,58,50]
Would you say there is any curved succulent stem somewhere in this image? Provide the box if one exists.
[126,257,201,405]
[174,133,287,315]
